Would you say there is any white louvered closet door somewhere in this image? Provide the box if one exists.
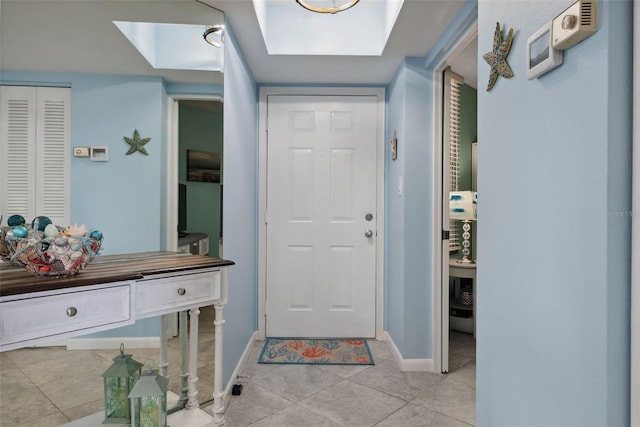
[444,70,463,252]
[0,86,70,226]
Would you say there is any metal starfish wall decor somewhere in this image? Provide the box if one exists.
[483,22,515,91]
[124,129,151,155]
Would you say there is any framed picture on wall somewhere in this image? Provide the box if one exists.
[187,149,220,183]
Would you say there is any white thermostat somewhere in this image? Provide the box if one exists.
[90,146,109,162]
[526,22,563,80]
[552,0,597,50]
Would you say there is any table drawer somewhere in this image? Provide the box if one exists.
[1,285,131,346]
[135,270,220,316]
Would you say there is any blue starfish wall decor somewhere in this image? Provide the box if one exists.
[483,22,516,92]
[124,129,151,155]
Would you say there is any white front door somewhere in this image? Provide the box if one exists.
[265,95,378,338]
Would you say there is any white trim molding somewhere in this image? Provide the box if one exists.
[65,336,160,350]
[223,331,257,409]
[257,86,386,341]
[631,4,639,425]
[384,332,434,372]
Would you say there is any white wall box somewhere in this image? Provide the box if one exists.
[0,86,71,226]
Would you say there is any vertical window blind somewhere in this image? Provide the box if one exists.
[444,69,463,251]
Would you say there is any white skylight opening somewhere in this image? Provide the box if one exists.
[114,21,224,71]
[252,0,404,56]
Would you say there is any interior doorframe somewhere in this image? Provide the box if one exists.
[430,22,478,374]
[257,86,386,341]
[631,4,639,424]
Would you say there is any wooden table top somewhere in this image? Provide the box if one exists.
[0,251,234,297]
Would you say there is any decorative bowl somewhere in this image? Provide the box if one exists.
[1,223,103,277]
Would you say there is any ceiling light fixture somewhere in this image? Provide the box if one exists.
[296,0,359,14]
[203,24,225,47]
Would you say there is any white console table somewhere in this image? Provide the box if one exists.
[0,252,234,426]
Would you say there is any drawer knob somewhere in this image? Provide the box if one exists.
[66,307,78,317]
[177,288,186,296]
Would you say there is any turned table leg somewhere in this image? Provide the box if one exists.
[178,310,190,407]
[212,302,226,426]
[159,315,169,378]
[211,266,228,426]
[186,307,200,409]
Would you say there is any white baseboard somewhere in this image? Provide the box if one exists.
[384,331,434,372]
[35,340,67,347]
[223,331,258,409]
[65,336,161,350]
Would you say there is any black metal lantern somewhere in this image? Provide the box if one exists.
[129,366,169,427]
[102,344,144,424]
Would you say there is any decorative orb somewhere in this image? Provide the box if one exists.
[7,215,26,227]
[13,225,28,238]
[31,216,52,231]
[44,224,59,238]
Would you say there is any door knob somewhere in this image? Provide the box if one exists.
[365,229,373,238]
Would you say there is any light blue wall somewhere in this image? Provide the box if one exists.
[402,58,435,358]
[385,62,408,351]
[221,23,259,386]
[2,71,166,255]
[385,58,435,358]
[476,1,632,425]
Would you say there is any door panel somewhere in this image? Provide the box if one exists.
[265,95,377,338]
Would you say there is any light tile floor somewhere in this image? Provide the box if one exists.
[0,304,475,427]
[217,331,476,427]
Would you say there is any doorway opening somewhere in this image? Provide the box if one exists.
[177,100,224,258]
[432,26,478,375]
[165,96,223,256]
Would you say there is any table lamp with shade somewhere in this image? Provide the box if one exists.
[449,191,477,264]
